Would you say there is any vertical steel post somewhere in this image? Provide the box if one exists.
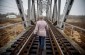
[30,0,35,21]
[28,0,31,20]
[52,0,57,22]
[50,0,52,20]
[57,0,61,26]
[16,0,28,27]
[37,0,39,20]
[59,0,74,29]
[34,4,36,21]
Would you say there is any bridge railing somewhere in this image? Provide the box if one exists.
[60,21,85,50]
[0,21,29,47]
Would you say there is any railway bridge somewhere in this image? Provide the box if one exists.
[0,0,85,55]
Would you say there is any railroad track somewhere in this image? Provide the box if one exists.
[46,19,82,55]
[1,25,61,55]
[1,19,83,55]
[1,26,35,55]
[17,29,61,55]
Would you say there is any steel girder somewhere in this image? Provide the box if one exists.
[57,0,61,26]
[28,0,31,20]
[52,0,57,22]
[48,0,52,20]
[46,0,52,20]
[16,0,28,27]
[58,0,74,29]
[30,0,35,21]
[46,0,49,18]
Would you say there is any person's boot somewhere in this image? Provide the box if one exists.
[39,48,42,55]
[41,48,44,51]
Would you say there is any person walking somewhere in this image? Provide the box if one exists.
[34,16,48,52]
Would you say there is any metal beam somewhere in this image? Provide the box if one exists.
[58,0,74,29]
[57,0,61,26]
[31,0,35,21]
[46,0,51,19]
[50,0,52,20]
[46,1,49,18]
[37,0,39,19]
[47,1,50,19]
[28,0,31,20]
[48,0,52,20]
[39,0,42,15]
[16,0,28,27]
[36,0,38,19]
[34,3,36,21]
[37,0,42,16]
[52,0,57,22]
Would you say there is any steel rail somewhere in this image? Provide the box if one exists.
[46,19,64,55]
[16,29,34,55]
[49,26,64,55]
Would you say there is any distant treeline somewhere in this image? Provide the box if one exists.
[60,15,85,18]
[67,15,85,19]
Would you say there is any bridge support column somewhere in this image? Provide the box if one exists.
[48,0,52,20]
[57,0,61,26]
[37,0,42,18]
[37,0,39,20]
[16,0,28,27]
[30,0,36,22]
[50,0,52,21]
[28,0,31,20]
[58,0,74,29]
[52,0,57,22]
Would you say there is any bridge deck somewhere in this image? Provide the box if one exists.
[0,20,85,55]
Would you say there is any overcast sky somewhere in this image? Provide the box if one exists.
[0,0,85,15]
